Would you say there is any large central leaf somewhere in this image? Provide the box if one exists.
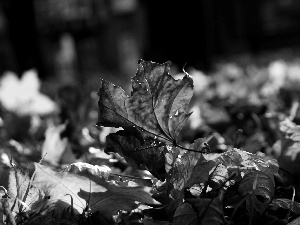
[98,60,193,179]
[97,60,193,143]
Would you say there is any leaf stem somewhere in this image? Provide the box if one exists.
[3,198,16,225]
[176,143,207,153]
[234,129,243,148]
[110,173,150,180]
[285,186,295,221]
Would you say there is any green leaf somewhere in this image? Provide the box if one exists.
[32,163,160,218]
[239,170,275,212]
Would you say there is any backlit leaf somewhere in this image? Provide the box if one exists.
[99,60,194,179]
[8,165,43,215]
[97,60,193,142]
[105,130,166,180]
[171,138,217,190]
[278,118,300,177]
[32,163,159,218]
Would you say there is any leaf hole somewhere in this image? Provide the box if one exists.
[255,195,266,203]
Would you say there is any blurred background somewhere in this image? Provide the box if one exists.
[2,0,300,200]
[0,0,300,85]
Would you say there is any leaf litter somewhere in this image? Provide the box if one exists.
[2,59,300,224]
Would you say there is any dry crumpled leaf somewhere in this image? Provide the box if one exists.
[41,123,75,166]
[269,198,300,215]
[278,118,300,177]
[32,163,160,218]
[8,165,44,216]
[65,162,111,180]
[0,69,57,116]
[98,60,193,179]
[173,191,225,225]
[171,146,278,193]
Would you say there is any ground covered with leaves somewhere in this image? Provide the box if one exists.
[2,51,300,224]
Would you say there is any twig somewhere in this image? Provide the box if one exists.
[285,186,295,221]
[2,198,16,225]
[234,129,243,148]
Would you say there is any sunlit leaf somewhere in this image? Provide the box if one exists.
[8,165,44,216]
[171,138,216,190]
[32,163,159,218]
[65,162,111,180]
[0,69,57,115]
[278,118,300,177]
[41,123,69,166]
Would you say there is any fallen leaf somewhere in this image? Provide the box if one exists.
[32,163,159,218]
[173,190,224,225]
[269,198,300,215]
[0,69,57,116]
[41,123,70,166]
[278,118,300,177]
[239,171,275,212]
[99,60,193,179]
[106,130,167,180]
[8,165,44,216]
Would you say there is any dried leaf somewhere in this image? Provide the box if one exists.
[171,150,215,191]
[0,69,57,115]
[269,198,300,215]
[32,163,159,218]
[141,218,170,225]
[65,162,111,180]
[173,202,198,225]
[106,131,167,180]
[41,123,69,166]
[8,166,43,215]
[173,191,224,225]
[279,118,300,177]
[98,60,193,178]
[98,60,193,141]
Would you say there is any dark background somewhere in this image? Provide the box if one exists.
[0,0,300,82]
